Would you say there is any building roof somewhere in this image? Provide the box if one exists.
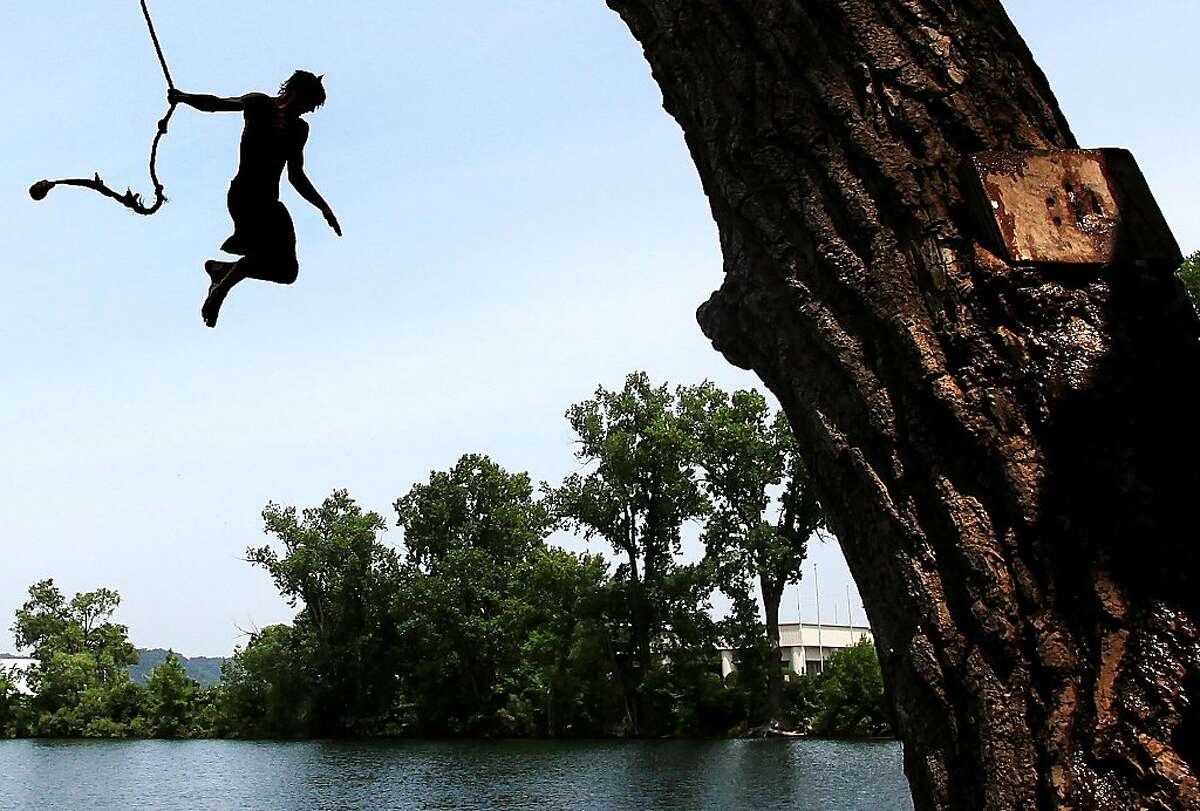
[718,622,872,653]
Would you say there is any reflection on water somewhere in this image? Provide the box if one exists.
[0,738,912,810]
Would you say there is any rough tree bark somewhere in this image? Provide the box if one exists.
[606,1,1200,808]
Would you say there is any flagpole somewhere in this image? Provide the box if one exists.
[814,562,823,673]
[847,584,854,642]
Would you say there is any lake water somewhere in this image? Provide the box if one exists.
[0,738,912,810]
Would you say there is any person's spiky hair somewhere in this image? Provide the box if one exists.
[280,69,326,109]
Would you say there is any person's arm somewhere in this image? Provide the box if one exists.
[287,127,341,236]
[167,90,261,113]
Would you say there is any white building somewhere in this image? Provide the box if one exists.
[718,622,872,679]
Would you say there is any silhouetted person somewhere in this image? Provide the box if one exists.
[168,70,340,327]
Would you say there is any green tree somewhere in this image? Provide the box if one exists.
[637,557,728,736]
[0,666,27,737]
[143,654,199,738]
[393,455,560,735]
[549,372,710,734]
[12,580,138,736]
[781,671,822,733]
[679,384,824,726]
[498,547,623,737]
[396,454,551,567]
[247,491,399,736]
[102,679,149,736]
[716,589,773,725]
[14,580,137,686]
[215,624,311,738]
[813,638,890,738]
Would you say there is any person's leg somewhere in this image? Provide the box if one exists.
[200,204,298,327]
[233,253,298,285]
[201,250,300,327]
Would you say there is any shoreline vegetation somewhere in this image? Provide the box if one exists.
[1,373,891,743]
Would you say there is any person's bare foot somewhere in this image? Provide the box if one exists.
[201,289,224,328]
[201,261,242,328]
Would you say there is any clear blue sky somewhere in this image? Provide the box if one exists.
[2,2,1196,655]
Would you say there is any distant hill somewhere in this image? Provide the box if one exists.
[129,649,227,687]
[3,650,227,687]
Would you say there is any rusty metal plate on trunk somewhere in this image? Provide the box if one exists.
[964,149,1180,268]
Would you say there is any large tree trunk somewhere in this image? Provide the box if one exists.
[760,573,785,724]
[606,1,1200,808]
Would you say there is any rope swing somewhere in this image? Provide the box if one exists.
[29,0,177,216]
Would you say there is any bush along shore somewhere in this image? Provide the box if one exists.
[1,375,890,741]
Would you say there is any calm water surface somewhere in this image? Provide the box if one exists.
[0,738,911,810]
